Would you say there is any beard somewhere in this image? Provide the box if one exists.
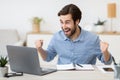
[62,25,77,38]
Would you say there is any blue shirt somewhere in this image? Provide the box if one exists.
[45,28,112,65]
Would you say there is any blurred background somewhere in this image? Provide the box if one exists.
[0,0,120,39]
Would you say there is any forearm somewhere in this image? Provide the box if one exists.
[103,50,111,62]
[100,41,111,62]
[37,47,47,61]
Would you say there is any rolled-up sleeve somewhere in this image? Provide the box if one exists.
[45,36,57,62]
[101,53,112,65]
[95,36,112,65]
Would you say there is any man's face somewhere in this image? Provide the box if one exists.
[59,14,77,38]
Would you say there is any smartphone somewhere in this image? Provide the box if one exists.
[5,72,23,77]
[103,67,114,72]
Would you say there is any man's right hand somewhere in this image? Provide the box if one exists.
[35,40,43,50]
[35,40,47,60]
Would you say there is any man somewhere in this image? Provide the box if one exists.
[35,4,112,65]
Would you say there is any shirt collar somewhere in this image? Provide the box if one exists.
[75,28,85,42]
[62,32,69,41]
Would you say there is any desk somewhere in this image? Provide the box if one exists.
[0,66,114,80]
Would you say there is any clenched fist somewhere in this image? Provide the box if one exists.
[35,40,43,50]
[100,41,110,62]
[100,41,109,53]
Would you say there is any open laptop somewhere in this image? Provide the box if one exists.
[6,45,57,76]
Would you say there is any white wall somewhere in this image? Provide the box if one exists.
[0,0,120,39]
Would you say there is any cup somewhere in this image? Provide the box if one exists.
[114,65,120,80]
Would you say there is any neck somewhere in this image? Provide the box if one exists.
[70,26,81,41]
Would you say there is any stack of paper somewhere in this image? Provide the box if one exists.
[57,63,75,70]
[57,63,94,71]
[75,64,94,71]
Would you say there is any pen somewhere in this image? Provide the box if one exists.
[112,56,117,65]
[77,64,83,67]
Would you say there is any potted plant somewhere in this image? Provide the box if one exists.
[32,17,43,33]
[0,56,8,77]
[94,19,106,33]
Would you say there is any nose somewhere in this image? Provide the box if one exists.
[61,23,66,29]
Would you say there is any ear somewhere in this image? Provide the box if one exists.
[75,19,80,25]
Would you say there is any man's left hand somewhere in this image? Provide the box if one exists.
[100,41,109,53]
[100,41,110,62]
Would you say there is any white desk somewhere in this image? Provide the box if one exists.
[0,65,114,80]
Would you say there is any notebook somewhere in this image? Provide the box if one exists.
[57,63,94,71]
[6,45,57,76]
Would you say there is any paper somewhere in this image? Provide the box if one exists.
[57,63,75,70]
[57,63,94,71]
[75,64,94,71]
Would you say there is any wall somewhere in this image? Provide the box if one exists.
[0,0,120,39]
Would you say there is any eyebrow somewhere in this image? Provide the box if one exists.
[60,19,71,22]
[65,20,71,22]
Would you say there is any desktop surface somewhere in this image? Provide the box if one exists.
[0,65,114,80]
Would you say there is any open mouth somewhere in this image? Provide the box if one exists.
[64,28,71,34]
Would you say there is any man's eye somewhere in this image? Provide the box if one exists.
[66,21,70,24]
[60,22,63,24]
[60,20,63,24]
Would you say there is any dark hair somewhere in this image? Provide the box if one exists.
[58,4,82,22]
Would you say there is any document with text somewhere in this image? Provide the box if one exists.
[57,63,94,71]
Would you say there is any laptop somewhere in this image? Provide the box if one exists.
[6,45,57,76]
